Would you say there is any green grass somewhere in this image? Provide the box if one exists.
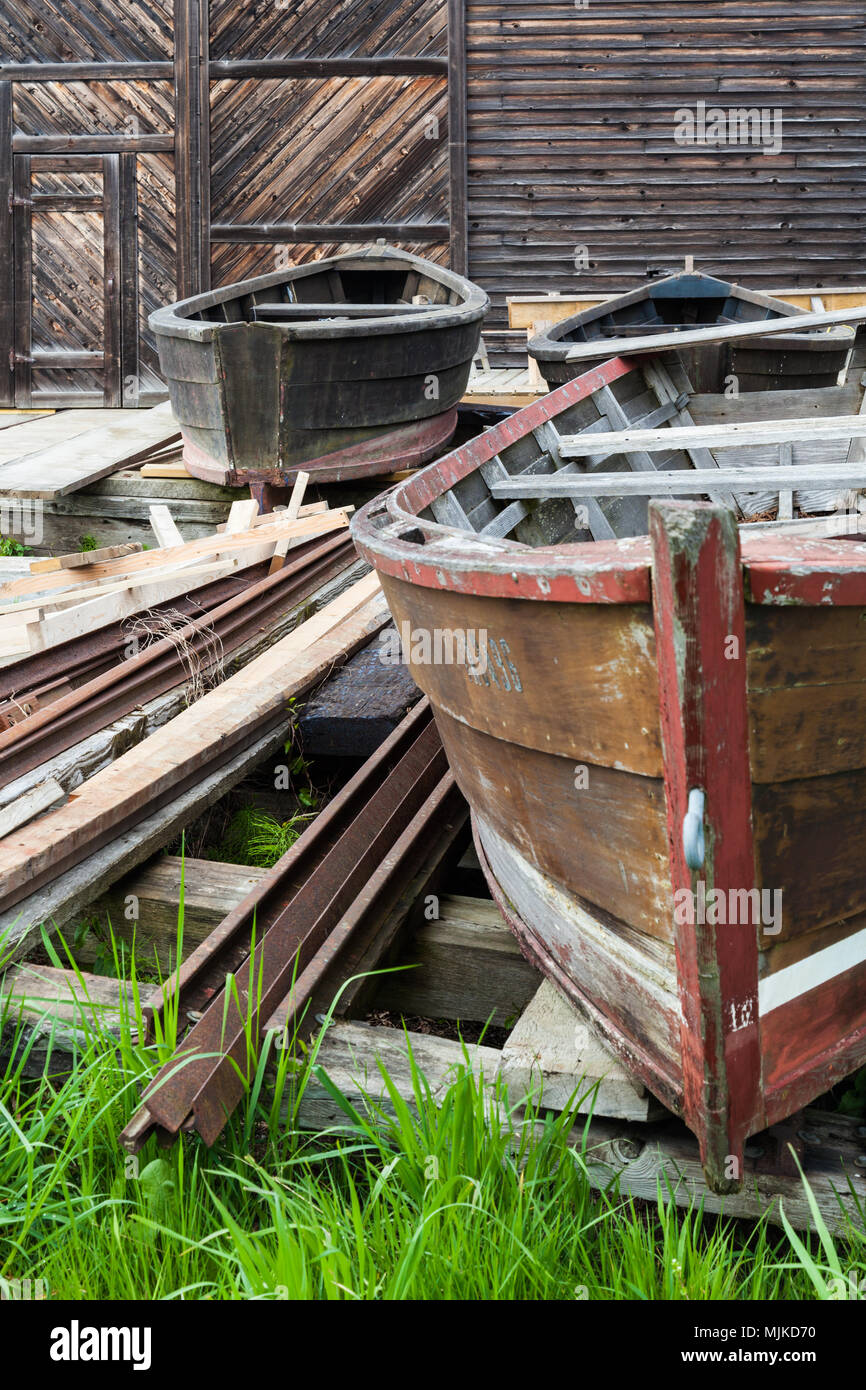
[206,804,315,869]
[0,918,864,1300]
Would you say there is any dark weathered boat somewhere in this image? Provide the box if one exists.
[150,246,488,490]
[352,356,866,1193]
[528,271,855,393]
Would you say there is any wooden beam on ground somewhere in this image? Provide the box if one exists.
[498,980,665,1121]
[0,777,65,841]
[0,401,181,499]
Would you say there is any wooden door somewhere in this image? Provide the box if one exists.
[9,152,139,408]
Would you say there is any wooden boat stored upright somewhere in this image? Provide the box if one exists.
[352,358,866,1193]
[150,246,488,492]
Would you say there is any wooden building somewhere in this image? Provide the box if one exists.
[1,0,864,408]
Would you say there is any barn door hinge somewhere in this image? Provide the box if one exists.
[7,192,30,212]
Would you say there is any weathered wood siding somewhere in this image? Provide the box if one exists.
[466,0,866,336]
[3,1,865,402]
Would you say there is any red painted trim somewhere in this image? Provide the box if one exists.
[399,356,636,517]
[762,956,866,1115]
[650,501,763,1192]
[743,535,866,607]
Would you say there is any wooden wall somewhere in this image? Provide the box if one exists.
[0,0,461,409]
[466,0,866,336]
[1,1,864,404]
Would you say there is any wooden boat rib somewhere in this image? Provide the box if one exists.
[150,246,488,489]
[529,271,858,394]
[352,356,866,1193]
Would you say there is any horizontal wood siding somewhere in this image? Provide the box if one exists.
[466,1,866,337]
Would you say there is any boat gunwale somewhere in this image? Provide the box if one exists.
[149,245,489,344]
[351,354,866,608]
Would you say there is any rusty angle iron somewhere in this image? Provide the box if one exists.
[120,698,469,1151]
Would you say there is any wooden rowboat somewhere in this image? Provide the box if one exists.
[528,270,856,394]
[150,246,488,491]
[352,356,866,1192]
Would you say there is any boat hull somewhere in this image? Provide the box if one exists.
[352,387,866,1191]
[150,247,488,485]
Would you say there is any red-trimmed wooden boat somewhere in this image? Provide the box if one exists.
[528,270,856,394]
[352,357,866,1192]
[150,246,488,490]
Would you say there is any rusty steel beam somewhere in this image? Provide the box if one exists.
[121,700,470,1151]
[0,532,357,787]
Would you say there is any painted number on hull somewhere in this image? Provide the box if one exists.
[469,637,523,694]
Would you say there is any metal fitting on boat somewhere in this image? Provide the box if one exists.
[682,788,706,871]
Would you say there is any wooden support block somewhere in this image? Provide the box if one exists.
[498,980,664,1120]
[0,778,65,841]
[373,894,540,1025]
[293,1021,503,1131]
[298,636,420,757]
[139,462,191,479]
[148,503,185,548]
[0,963,157,1077]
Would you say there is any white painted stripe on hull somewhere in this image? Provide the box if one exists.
[758,925,866,1016]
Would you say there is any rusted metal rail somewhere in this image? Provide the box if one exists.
[121,699,469,1151]
[0,531,357,786]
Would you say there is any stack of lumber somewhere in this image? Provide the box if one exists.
[0,569,388,960]
[0,488,349,665]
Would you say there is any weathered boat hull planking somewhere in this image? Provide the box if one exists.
[150,245,488,485]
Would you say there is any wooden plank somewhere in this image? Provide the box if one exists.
[148,504,185,549]
[489,465,866,499]
[29,542,144,574]
[268,471,308,574]
[559,415,866,457]
[118,152,140,408]
[0,507,350,603]
[564,305,866,362]
[102,154,122,408]
[0,401,180,498]
[447,0,468,277]
[650,500,762,1193]
[498,980,664,1121]
[11,153,31,407]
[0,778,65,841]
[139,461,191,478]
[224,498,260,535]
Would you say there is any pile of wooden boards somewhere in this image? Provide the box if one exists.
[0,567,388,960]
[0,474,345,663]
